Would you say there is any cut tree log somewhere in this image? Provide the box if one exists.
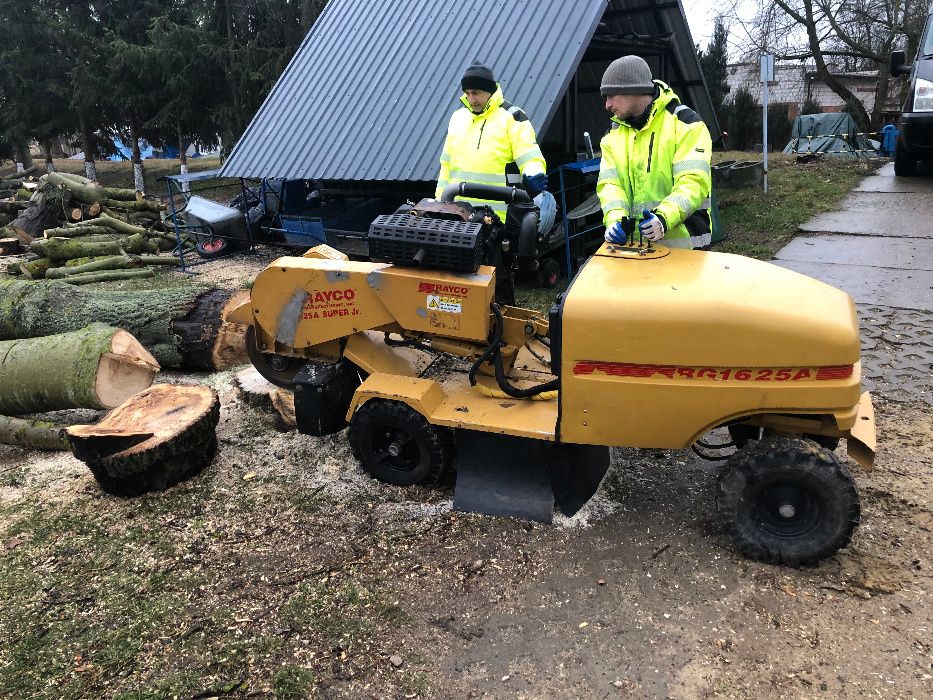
[56,171,95,186]
[63,268,155,285]
[46,172,105,205]
[104,198,164,214]
[54,173,136,202]
[43,225,116,238]
[0,323,159,414]
[98,211,148,236]
[0,415,70,451]
[44,254,177,279]
[0,238,20,255]
[68,202,102,222]
[19,258,53,279]
[0,279,249,370]
[10,182,70,243]
[66,384,219,496]
[45,254,134,278]
[65,254,126,267]
[30,233,153,260]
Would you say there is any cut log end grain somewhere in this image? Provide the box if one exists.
[96,330,160,407]
[0,237,20,255]
[66,384,220,496]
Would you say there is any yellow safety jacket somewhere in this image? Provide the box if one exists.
[436,85,546,218]
[597,81,712,249]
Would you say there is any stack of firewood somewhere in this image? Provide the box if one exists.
[1,170,192,282]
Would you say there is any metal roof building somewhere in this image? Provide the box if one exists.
[221,0,718,187]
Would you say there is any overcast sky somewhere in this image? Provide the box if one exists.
[682,0,757,57]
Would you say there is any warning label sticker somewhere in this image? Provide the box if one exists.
[427,294,462,314]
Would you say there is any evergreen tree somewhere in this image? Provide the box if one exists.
[698,17,731,126]
[728,87,760,151]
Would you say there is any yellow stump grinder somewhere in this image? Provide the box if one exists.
[230,183,876,566]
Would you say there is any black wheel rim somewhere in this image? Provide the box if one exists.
[370,424,423,474]
[753,482,822,538]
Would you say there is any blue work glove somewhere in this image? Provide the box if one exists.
[638,209,666,242]
[604,220,629,244]
[523,173,549,197]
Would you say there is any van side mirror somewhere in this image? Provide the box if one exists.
[890,50,911,77]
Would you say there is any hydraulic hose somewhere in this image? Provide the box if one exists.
[439,182,531,205]
[469,303,559,400]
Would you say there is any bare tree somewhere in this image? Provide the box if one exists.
[740,0,926,129]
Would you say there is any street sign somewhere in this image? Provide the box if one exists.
[760,54,773,193]
[760,53,774,83]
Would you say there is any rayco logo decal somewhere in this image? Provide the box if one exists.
[572,362,854,382]
[302,288,359,319]
[418,282,469,296]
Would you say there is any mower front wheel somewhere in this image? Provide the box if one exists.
[348,400,454,486]
[717,437,860,566]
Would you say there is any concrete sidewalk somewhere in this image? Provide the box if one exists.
[773,162,932,403]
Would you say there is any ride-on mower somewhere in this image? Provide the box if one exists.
[230,183,876,566]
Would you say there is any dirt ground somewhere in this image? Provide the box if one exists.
[1,253,932,699]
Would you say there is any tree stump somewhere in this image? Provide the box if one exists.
[67,384,220,496]
[0,238,20,255]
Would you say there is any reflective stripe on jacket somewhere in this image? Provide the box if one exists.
[436,85,545,217]
[597,81,712,249]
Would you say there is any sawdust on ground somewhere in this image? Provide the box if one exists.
[1,366,931,698]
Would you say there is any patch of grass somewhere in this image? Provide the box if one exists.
[713,151,881,259]
[514,279,568,315]
[0,499,191,700]
[279,582,406,645]
[273,665,318,699]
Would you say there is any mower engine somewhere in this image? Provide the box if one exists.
[367,183,540,273]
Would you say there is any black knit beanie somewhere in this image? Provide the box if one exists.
[461,62,497,94]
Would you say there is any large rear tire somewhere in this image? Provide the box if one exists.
[348,400,453,486]
[717,437,860,566]
[894,141,917,176]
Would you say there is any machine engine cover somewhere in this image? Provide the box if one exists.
[367,213,485,272]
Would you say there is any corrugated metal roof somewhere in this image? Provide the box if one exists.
[221,0,717,183]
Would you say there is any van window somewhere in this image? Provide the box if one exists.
[924,16,933,55]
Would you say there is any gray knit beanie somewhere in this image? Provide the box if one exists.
[600,55,654,96]
[461,62,497,94]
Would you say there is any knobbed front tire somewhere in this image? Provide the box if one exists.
[717,437,860,566]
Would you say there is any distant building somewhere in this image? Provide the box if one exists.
[727,61,900,119]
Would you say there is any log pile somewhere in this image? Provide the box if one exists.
[0,164,43,201]
[0,171,186,280]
